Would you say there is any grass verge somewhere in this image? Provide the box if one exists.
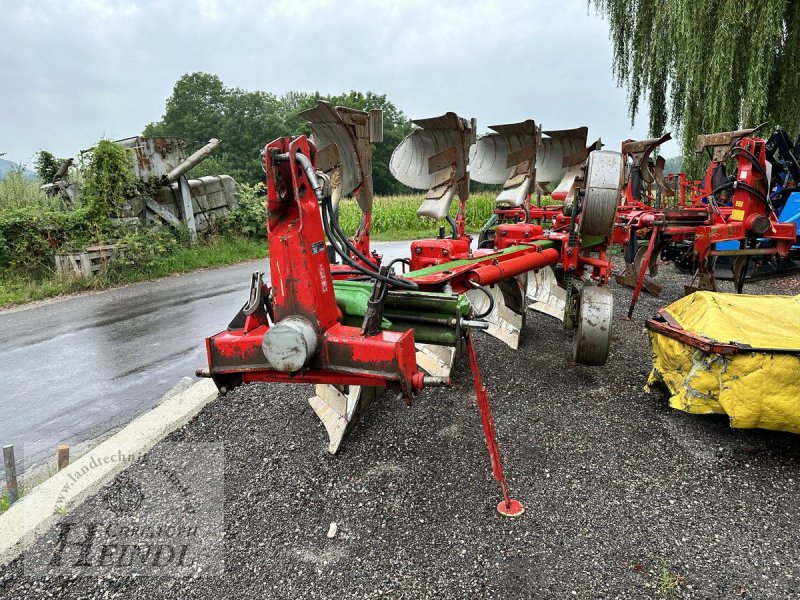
[0,236,267,309]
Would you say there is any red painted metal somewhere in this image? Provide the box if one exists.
[409,237,471,271]
[466,247,560,287]
[494,223,545,249]
[407,244,559,293]
[205,135,424,400]
[627,225,660,318]
[645,314,739,355]
[465,330,523,517]
[618,134,798,316]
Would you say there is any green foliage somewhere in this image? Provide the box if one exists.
[0,235,267,308]
[144,73,415,193]
[0,206,97,274]
[0,168,61,211]
[218,191,498,243]
[107,227,181,273]
[338,193,497,236]
[34,150,64,183]
[661,156,682,176]
[592,0,800,175]
[219,182,267,239]
[79,140,137,219]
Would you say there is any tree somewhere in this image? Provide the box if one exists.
[34,150,64,183]
[144,72,226,143]
[144,74,415,193]
[593,0,800,172]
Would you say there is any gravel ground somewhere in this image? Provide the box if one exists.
[2,268,800,599]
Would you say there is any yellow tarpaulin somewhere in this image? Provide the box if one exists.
[647,292,800,433]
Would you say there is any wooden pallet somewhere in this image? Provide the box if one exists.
[55,243,126,278]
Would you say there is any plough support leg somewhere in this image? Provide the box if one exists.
[464,331,524,517]
[626,227,660,318]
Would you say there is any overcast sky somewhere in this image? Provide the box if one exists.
[0,0,674,166]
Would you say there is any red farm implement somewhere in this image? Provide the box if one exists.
[613,125,797,317]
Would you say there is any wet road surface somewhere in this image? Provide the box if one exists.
[0,241,410,471]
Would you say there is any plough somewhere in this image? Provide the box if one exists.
[468,121,617,349]
[614,126,798,316]
[198,109,625,516]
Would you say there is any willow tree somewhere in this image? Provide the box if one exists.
[593,0,800,172]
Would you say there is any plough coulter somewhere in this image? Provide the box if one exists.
[197,109,625,516]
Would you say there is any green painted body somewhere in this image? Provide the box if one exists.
[333,280,469,345]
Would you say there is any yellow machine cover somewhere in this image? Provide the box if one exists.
[647,292,800,433]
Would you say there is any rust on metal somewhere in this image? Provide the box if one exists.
[621,133,672,183]
[694,123,768,160]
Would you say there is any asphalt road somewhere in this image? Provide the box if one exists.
[0,241,410,471]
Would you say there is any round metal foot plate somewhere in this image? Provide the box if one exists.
[497,498,525,517]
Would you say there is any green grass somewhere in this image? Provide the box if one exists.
[0,170,60,211]
[338,193,498,235]
[657,564,687,594]
[0,483,27,513]
[0,236,267,308]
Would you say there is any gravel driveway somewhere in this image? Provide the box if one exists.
[2,269,799,599]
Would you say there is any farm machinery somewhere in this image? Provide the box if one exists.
[613,126,798,316]
[466,121,616,340]
[388,114,620,359]
[197,108,624,516]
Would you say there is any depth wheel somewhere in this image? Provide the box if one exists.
[579,150,623,237]
[572,286,613,366]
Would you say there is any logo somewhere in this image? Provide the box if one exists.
[25,443,224,577]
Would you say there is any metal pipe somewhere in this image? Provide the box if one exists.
[466,248,560,287]
[422,375,451,387]
[164,138,220,183]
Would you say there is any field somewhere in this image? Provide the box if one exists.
[338,193,498,240]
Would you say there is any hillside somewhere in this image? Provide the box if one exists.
[0,158,37,180]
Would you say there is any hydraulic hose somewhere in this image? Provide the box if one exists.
[321,192,418,290]
[468,283,495,319]
[273,148,419,290]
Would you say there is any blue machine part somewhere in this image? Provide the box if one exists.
[716,240,740,251]
[779,191,800,247]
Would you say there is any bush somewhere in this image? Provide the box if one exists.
[79,139,138,219]
[0,169,60,211]
[219,182,267,238]
[0,206,100,274]
[107,227,182,273]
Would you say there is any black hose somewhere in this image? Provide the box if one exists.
[321,194,418,290]
[731,146,768,182]
[274,148,419,290]
[386,258,410,273]
[446,216,458,240]
[325,193,380,270]
[468,283,495,319]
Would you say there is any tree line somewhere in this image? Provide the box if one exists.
[143,73,414,195]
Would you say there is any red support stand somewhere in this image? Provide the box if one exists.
[465,331,525,517]
[627,225,660,319]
